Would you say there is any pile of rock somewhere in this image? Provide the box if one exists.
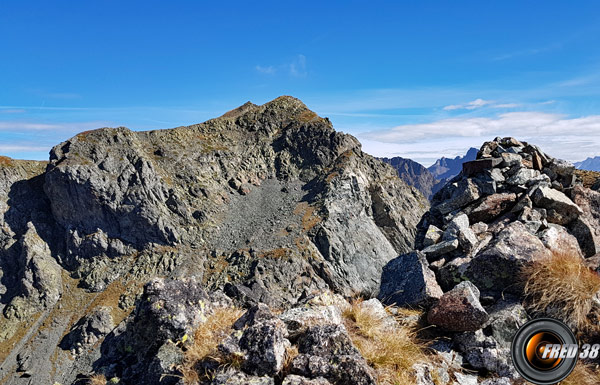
[378,137,600,382]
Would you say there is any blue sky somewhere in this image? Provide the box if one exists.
[1,1,600,165]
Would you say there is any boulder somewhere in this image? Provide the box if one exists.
[61,307,114,354]
[422,238,459,260]
[531,186,582,225]
[453,300,527,379]
[465,193,517,223]
[499,153,522,168]
[292,324,376,385]
[444,214,478,254]
[506,168,539,186]
[239,318,290,376]
[378,251,443,306]
[518,206,546,233]
[423,225,443,247]
[539,225,583,257]
[210,369,275,385]
[282,375,332,385]
[570,186,600,256]
[453,373,478,385]
[427,281,488,332]
[462,158,502,177]
[466,222,552,295]
[279,305,342,338]
[435,179,482,215]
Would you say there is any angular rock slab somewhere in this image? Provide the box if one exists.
[427,281,488,332]
[378,251,443,307]
[531,185,582,225]
[466,222,551,295]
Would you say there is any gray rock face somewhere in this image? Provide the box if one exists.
[531,186,582,225]
[570,185,600,256]
[0,97,430,385]
[291,324,376,385]
[427,281,488,331]
[466,222,551,295]
[210,369,275,385]
[240,317,290,376]
[61,307,114,354]
[378,251,443,306]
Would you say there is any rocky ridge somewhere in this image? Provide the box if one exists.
[378,136,600,382]
[380,157,438,199]
[0,96,428,385]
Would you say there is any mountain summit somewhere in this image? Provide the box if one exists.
[0,96,428,384]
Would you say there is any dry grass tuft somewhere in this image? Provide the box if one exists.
[343,299,430,385]
[560,363,600,385]
[179,307,244,385]
[87,373,107,385]
[522,251,600,331]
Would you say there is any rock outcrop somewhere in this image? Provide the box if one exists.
[0,97,428,385]
[380,157,438,199]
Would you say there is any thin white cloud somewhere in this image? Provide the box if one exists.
[255,65,276,74]
[254,54,307,77]
[359,111,600,165]
[493,103,521,108]
[290,54,307,77]
[443,98,494,111]
[0,109,26,114]
[0,121,111,132]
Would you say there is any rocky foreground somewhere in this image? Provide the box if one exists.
[1,98,600,385]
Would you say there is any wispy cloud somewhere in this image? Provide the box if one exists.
[289,54,307,77]
[27,88,82,100]
[0,121,110,132]
[0,108,26,114]
[492,42,563,61]
[255,54,307,77]
[255,65,276,74]
[359,111,600,165]
[443,98,494,111]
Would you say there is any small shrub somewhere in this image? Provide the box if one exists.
[87,374,107,385]
[343,299,430,385]
[560,363,600,385]
[522,251,600,331]
[179,307,244,384]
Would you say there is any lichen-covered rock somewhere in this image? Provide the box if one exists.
[61,307,114,354]
[427,281,488,332]
[531,185,582,225]
[282,375,332,385]
[378,251,443,307]
[239,318,290,376]
[453,300,527,379]
[4,223,62,321]
[279,305,342,337]
[210,369,275,385]
[570,185,600,256]
[466,222,551,295]
[464,193,516,223]
[292,324,376,385]
[539,225,583,257]
[136,278,212,344]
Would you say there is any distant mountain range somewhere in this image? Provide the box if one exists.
[428,147,479,180]
[381,147,478,199]
[575,156,600,172]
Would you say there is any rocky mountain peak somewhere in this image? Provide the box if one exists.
[0,96,428,385]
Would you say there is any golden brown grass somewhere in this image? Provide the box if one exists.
[343,299,432,385]
[522,251,600,331]
[87,374,107,385]
[559,363,600,385]
[179,307,244,385]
